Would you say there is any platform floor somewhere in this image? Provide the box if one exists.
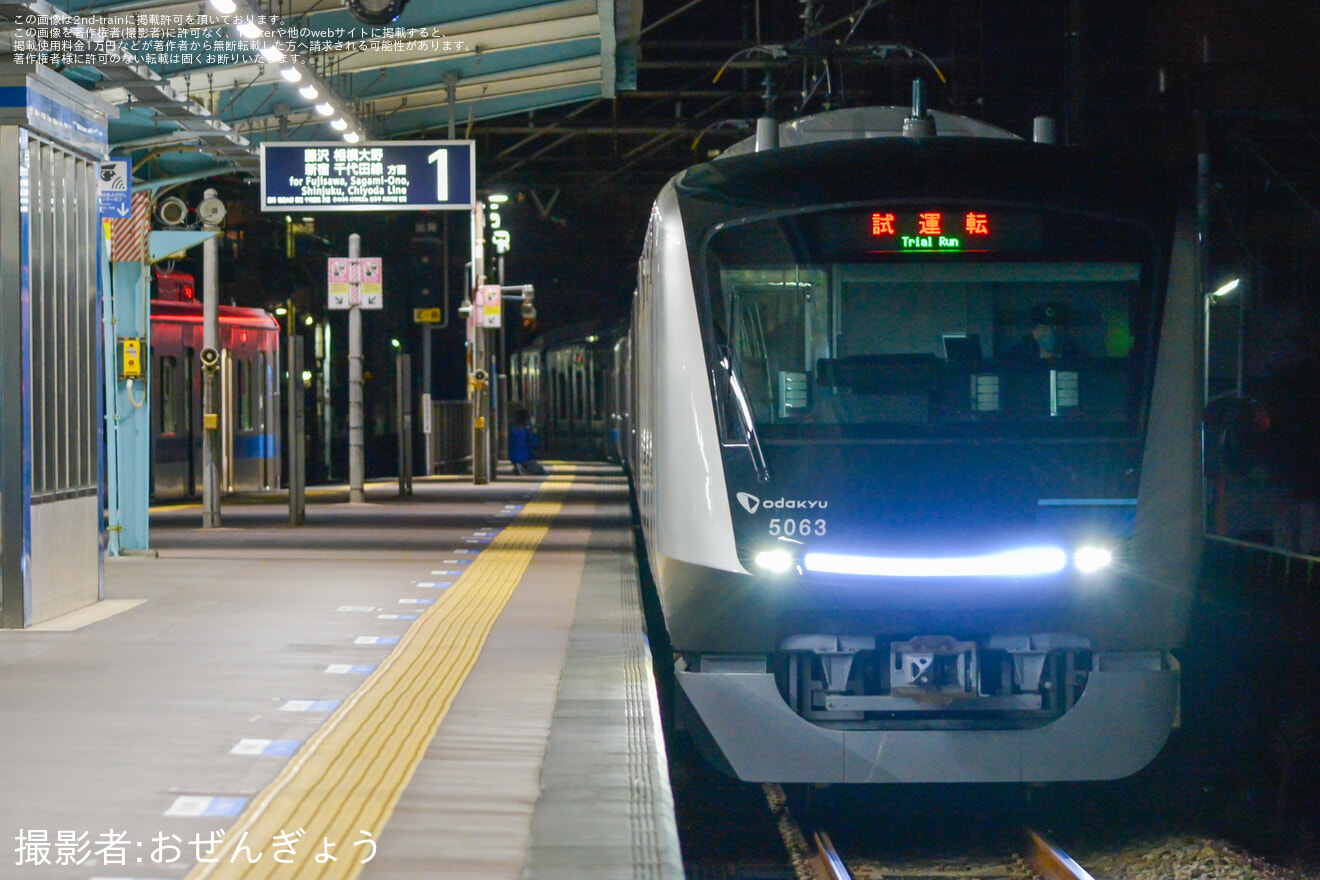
[0,464,683,880]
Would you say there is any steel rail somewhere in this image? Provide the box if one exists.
[1026,828,1097,880]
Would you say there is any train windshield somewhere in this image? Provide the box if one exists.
[705,206,1158,440]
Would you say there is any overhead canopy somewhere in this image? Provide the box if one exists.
[0,0,641,182]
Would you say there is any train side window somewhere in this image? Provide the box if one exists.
[574,369,585,421]
[237,360,253,431]
[160,356,178,435]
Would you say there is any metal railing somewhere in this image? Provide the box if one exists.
[427,400,472,474]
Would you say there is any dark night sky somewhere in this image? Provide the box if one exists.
[175,0,1320,453]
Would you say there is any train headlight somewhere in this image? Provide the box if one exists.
[754,548,795,574]
[1073,545,1113,573]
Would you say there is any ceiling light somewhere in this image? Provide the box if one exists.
[236,21,261,39]
[280,66,302,82]
[331,118,348,131]
[315,103,334,116]
[208,0,237,13]
[260,44,286,63]
[298,84,318,100]
[343,131,361,143]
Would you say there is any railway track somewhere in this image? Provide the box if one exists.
[763,784,1096,880]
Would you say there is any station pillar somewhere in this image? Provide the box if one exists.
[0,65,114,627]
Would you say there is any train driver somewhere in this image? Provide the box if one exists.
[1012,301,1078,360]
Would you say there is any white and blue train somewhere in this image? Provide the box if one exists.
[622,103,1203,783]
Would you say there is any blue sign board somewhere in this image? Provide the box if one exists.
[260,141,476,212]
[98,157,131,218]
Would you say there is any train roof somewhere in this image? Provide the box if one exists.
[516,319,627,354]
[151,299,280,329]
[719,106,1020,157]
[675,125,1182,231]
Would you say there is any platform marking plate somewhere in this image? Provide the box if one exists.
[164,796,247,818]
[279,700,341,712]
[185,474,576,880]
[325,664,376,675]
[353,636,399,646]
[231,739,301,756]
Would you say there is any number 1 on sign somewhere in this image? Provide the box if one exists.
[427,148,449,202]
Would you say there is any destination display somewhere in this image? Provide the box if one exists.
[260,141,475,212]
[863,208,1042,252]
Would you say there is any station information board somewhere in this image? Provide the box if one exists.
[260,141,476,211]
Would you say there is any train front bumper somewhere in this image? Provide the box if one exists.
[676,655,1179,783]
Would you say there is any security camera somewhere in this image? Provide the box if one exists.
[100,166,118,182]
[345,0,408,24]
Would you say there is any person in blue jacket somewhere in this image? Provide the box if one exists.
[509,406,545,475]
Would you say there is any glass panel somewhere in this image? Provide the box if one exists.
[706,208,1152,441]
[161,356,178,435]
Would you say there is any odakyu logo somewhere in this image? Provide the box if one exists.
[736,492,828,515]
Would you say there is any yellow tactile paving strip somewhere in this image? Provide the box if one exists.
[187,472,576,880]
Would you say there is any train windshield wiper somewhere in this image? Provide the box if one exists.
[719,355,770,482]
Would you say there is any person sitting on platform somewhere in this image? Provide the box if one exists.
[509,406,546,475]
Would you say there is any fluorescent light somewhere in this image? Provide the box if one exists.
[1209,278,1240,298]
[487,193,509,203]
[260,44,286,63]
[315,103,334,116]
[298,84,319,100]
[343,131,360,143]
[330,118,348,131]
[209,0,237,13]
[280,66,302,82]
[236,21,261,39]
[754,549,794,574]
[803,546,1068,578]
[1073,546,1114,573]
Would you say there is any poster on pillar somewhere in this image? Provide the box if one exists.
[478,284,502,328]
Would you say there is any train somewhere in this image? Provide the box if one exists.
[508,321,628,462]
[513,101,1202,784]
[149,270,282,500]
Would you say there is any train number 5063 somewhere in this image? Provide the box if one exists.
[768,518,827,537]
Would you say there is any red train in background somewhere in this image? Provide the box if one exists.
[149,270,282,500]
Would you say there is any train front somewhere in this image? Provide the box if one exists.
[648,134,1201,783]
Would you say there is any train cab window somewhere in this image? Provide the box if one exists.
[705,208,1154,440]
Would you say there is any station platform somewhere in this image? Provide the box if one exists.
[0,464,684,880]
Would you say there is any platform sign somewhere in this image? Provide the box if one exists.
[261,141,476,211]
[478,284,502,329]
[360,257,382,294]
[328,256,384,309]
[97,157,131,218]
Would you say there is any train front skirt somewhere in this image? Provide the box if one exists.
[676,653,1179,783]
